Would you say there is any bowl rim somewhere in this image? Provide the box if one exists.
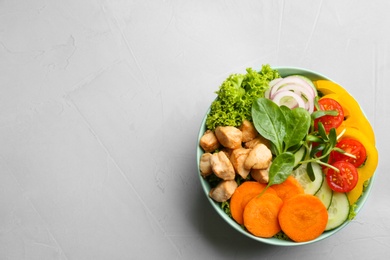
[196,66,376,246]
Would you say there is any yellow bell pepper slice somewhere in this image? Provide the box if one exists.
[314,79,349,96]
[320,93,375,145]
[335,127,378,204]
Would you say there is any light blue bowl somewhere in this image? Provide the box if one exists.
[196,66,376,246]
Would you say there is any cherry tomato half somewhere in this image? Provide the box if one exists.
[314,98,344,132]
[326,161,358,193]
[331,138,367,167]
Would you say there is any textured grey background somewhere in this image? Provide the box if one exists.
[0,0,389,259]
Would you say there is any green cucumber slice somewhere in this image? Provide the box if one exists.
[291,162,323,195]
[325,191,350,231]
[315,179,333,209]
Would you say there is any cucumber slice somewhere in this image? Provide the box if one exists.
[291,162,323,195]
[315,179,333,209]
[293,146,306,169]
[325,192,350,231]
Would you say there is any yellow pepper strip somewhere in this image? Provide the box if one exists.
[320,93,375,145]
[335,127,378,204]
[314,79,349,96]
[314,80,376,144]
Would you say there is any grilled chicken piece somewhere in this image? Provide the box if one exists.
[199,153,213,177]
[251,165,270,183]
[221,147,233,159]
[199,130,219,152]
[244,135,271,150]
[244,137,262,149]
[215,126,242,149]
[244,143,272,170]
[209,180,238,202]
[239,120,258,143]
[211,151,235,180]
[230,147,251,179]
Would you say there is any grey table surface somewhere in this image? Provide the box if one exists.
[1,0,389,259]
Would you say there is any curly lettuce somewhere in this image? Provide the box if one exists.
[205,64,280,130]
[348,179,371,221]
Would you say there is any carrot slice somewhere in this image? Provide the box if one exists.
[230,181,276,225]
[278,194,328,242]
[243,193,283,238]
[271,175,304,202]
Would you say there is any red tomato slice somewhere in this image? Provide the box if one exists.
[326,161,358,193]
[330,138,367,167]
[314,98,344,132]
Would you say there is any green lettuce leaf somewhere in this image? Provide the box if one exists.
[205,65,280,130]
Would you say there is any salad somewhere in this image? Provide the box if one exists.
[198,65,378,243]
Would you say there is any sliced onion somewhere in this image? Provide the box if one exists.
[271,90,306,110]
[269,76,316,99]
[264,87,271,99]
[271,83,314,101]
[306,97,314,114]
[266,75,317,113]
[265,78,283,99]
[292,75,318,96]
[269,78,283,88]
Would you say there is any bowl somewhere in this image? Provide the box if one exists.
[196,66,376,246]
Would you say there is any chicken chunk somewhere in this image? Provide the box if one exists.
[199,130,219,152]
[211,151,235,180]
[230,147,251,179]
[244,135,271,150]
[199,153,213,177]
[251,165,270,183]
[215,126,242,149]
[221,147,233,159]
[244,143,272,170]
[239,120,258,143]
[209,180,238,202]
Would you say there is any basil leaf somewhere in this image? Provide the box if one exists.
[268,152,295,185]
[279,105,292,119]
[283,107,311,151]
[252,98,286,155]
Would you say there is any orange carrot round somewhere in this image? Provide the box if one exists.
[243,193,283,238]
[278,194,328,242]
[230,181,276,225]
[271,175,304,202]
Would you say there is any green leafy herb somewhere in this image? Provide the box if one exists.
[311,110,339,120]
[273,231,291,241]
[252,98,311,155]
[221,201,232,218]
[268,152,295,185]
[348,204,357,221]
[251,98,312,187]
[283,107,311,151]
[363,179,370,192]
[300,122,341,172]
[252,98,286,155]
